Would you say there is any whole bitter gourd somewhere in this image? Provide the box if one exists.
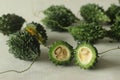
[7,30,40,61]
[106,4,120,24]
[80,4,110,24]
[68,22,106,43]
[42,5,79,32]
[0,14,25,35]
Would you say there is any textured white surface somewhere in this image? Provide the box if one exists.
[0,0,120,80]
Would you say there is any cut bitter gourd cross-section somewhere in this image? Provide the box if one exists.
[25,22,47,45]
[75,43,98,69]
[49,41,74,65]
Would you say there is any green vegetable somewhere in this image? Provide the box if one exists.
[75,42,98,69]
[107,21,120,41]
[80,4,110,24]
[106,4,120,24]
[7,30,40,61]
[25,22,47,44]
[107,11,120,42]
[42,5,79,32]
[0,14,25,35]
[68,22,106,43]
[49,41,74,65]
[115,11,120,22]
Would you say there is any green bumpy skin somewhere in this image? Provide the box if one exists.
[7,30,40,61]
[75,42,98,69]
[68,22,106,43]
[107,11,120,40]
[25,22,48,44]
[115,11,120,23]
[42,5,79,32]
[80,4,110,24]
[107,21,120,41]
[106,4,120,24]
[0,14,25,35]
[49,41,74,65]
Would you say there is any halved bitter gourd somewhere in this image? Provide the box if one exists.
[49,41,74,65]
[75,42,98,69]
[25,22,47,45]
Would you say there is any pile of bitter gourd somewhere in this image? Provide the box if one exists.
[0,1,120,71]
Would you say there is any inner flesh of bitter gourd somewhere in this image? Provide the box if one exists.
[53,45,70,61]
[49,41,73,65]
[75,43,98,69]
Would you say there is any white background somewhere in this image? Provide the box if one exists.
[0,0,120,80]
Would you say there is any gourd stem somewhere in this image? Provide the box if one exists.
[0,58,36,74]
[99,46,120,55]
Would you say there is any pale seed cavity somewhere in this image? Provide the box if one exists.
[55,46,68,61]
[79,48,90,63]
